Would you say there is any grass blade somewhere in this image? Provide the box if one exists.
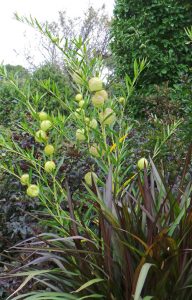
[73,278,104,293]
[133,263,154,300]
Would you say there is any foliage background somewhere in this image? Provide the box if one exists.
[0,3,192,299]
[111,0,192,85]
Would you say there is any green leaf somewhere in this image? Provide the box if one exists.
[79,295,104,299]
[134,263,154,300]
[11,292,78,300]
[74,278,104,293]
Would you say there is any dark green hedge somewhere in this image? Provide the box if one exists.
[111,0,192,85]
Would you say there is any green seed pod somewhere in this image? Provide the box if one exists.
[99,108,116,125]
[20,174,30,186]
[75,94,83,102]
[90,118,98,129]
[35,130,48,143]
[95,90,108,101]
[76,129,86,141]
[89,144,99,157]
[40,120,52,131]
[44,161,56,173]
[118,97,125,104]
[79,100,85,108]
[92,94,105,107]
[27,184,39,197]
[85,117,90,124]
[38,111,48,121]
[88,77,103,92]
[137,158,148,170]
[74,108,81,118]
[44,144,55,156]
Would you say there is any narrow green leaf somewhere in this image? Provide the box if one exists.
[134,263,154,300]
[74,278,104,293]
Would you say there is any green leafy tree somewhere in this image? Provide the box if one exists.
[0,65,29,126]
[30,63,72,111]
[111,0,192,85]
[22,5,111,69]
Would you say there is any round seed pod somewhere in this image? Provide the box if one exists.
[75,94,83,102]
[85,117,90,124]
[118,97,125,104]
[99,108,116,125]
[76,129,86,141]
[95,89,108,101]
[88,77,103,92]
[92,94,105,107]
[44,144,55,156]
[44,161,56,173]
[39,111,48,121]
[137,158,148,170]
[20,174,30,186]
[40,120,52,131]
[35,130,48,143]
[90,118,98,129]
[27,184,39,197]
[79,100,85,108]
[89,144,99,157]
[74,108,82,118]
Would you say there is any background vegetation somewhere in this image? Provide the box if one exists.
[111,0,192,85]
[0,2,191,300]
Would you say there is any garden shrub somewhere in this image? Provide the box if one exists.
[30,63,72,112]
[0,63,73,128]
[111,0,192,85]
[0,65,29,127]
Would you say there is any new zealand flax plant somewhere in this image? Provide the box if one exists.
[1,151,192,300]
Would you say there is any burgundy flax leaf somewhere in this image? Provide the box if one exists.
[65,180,92,276]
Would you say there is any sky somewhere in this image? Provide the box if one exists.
[0,0,114,67]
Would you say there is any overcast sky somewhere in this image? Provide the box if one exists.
[0,0,114,67]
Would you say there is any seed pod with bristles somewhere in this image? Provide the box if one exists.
[88,77,103,92]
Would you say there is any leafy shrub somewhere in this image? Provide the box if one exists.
[0,63,72,128]
[30,63,72,112]
[124,83,183,120]
[111,0,192,85]
[0,65,29,127]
